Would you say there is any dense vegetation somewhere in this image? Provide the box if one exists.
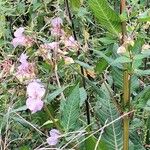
[0,0,150,149]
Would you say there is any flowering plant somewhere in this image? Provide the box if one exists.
[0,0,150,150]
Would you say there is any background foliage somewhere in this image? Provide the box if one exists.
[0,0,150,149]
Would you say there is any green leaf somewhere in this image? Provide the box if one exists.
[46,87,67,103]
[0,15,5,38]
[111,67,140,91]
[93,49,114,64]
[11,105,27,113]
[60,84,80,132]
[111,56,132,65]
[79,75,123,149]
[131,39,144,54]
[138,9,150,22]
[95,84,123,150]
[75,60,94,70]
[88,0,121,36]
[70,0,81,9]
[99,37,117,45]
[129,131,146,150]
[95,49,111,74]
[134,86,150,109]
[95,58,108,74]
[79,87,87,107]
[41,119,59,127]
[134,69,150,76]
[85,134,108,150]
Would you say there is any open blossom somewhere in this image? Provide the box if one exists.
[12,27,34,48]
[39,42,60,60]
[51,17,63,28]
[45,42,59,50]
[12,27,26,48]
[50,17,64,37]
[26,80,45,113]
[47,129,61,146]
[19,53,28,66]
[51,27,65,37]
[14,27,24,37]
[64,36,78,50]
[26,97,44,114]
[16,53,35,82]
[27,79,45,99]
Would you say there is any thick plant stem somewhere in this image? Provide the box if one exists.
[123,70,130,150]
[120,0,130,150]
[64,0,91,125]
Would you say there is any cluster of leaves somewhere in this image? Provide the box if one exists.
[0,0,150,149]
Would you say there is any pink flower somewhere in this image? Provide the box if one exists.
[51,17,63,28]
[26,80,45,113]
[46,42,59,50]
[12,27,34,48]
[47,129,60,146]
[64,36,78,50]
[27,80,45,99]
[19,53,28,66]
[15,53,35,82]
[51,27,65,37]
[14,27,24,37]
[12,27,26,48]
[12,36,26,48]
[50,17,65,37]
[26,97,44,114]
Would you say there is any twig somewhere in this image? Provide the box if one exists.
[72,110,135,149]
[94,120,108,150]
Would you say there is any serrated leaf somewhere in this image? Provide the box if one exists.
[95,85,123,150]
[93,49,114,64]
[111,56,132,65]
[99,37,117,45]
[11,105,27,113]
[88,0,121,36]
[134,69,150,76]
[111,67,140,91]
[70,0,81,9]
[95,58,108,74]
[79,75,123,149]
[75,60,94,70]
[134,86,150,102]
[85,134,108,150]
[79,87,87,107]
[129,131,146,150]
[46,86,67,103]
[138,9,150,22]
[60,84,80,132]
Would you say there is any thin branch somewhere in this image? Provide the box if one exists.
[94,120,108,150]
[72,110,135,149]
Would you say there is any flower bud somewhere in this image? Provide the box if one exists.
[117,45,126,54]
